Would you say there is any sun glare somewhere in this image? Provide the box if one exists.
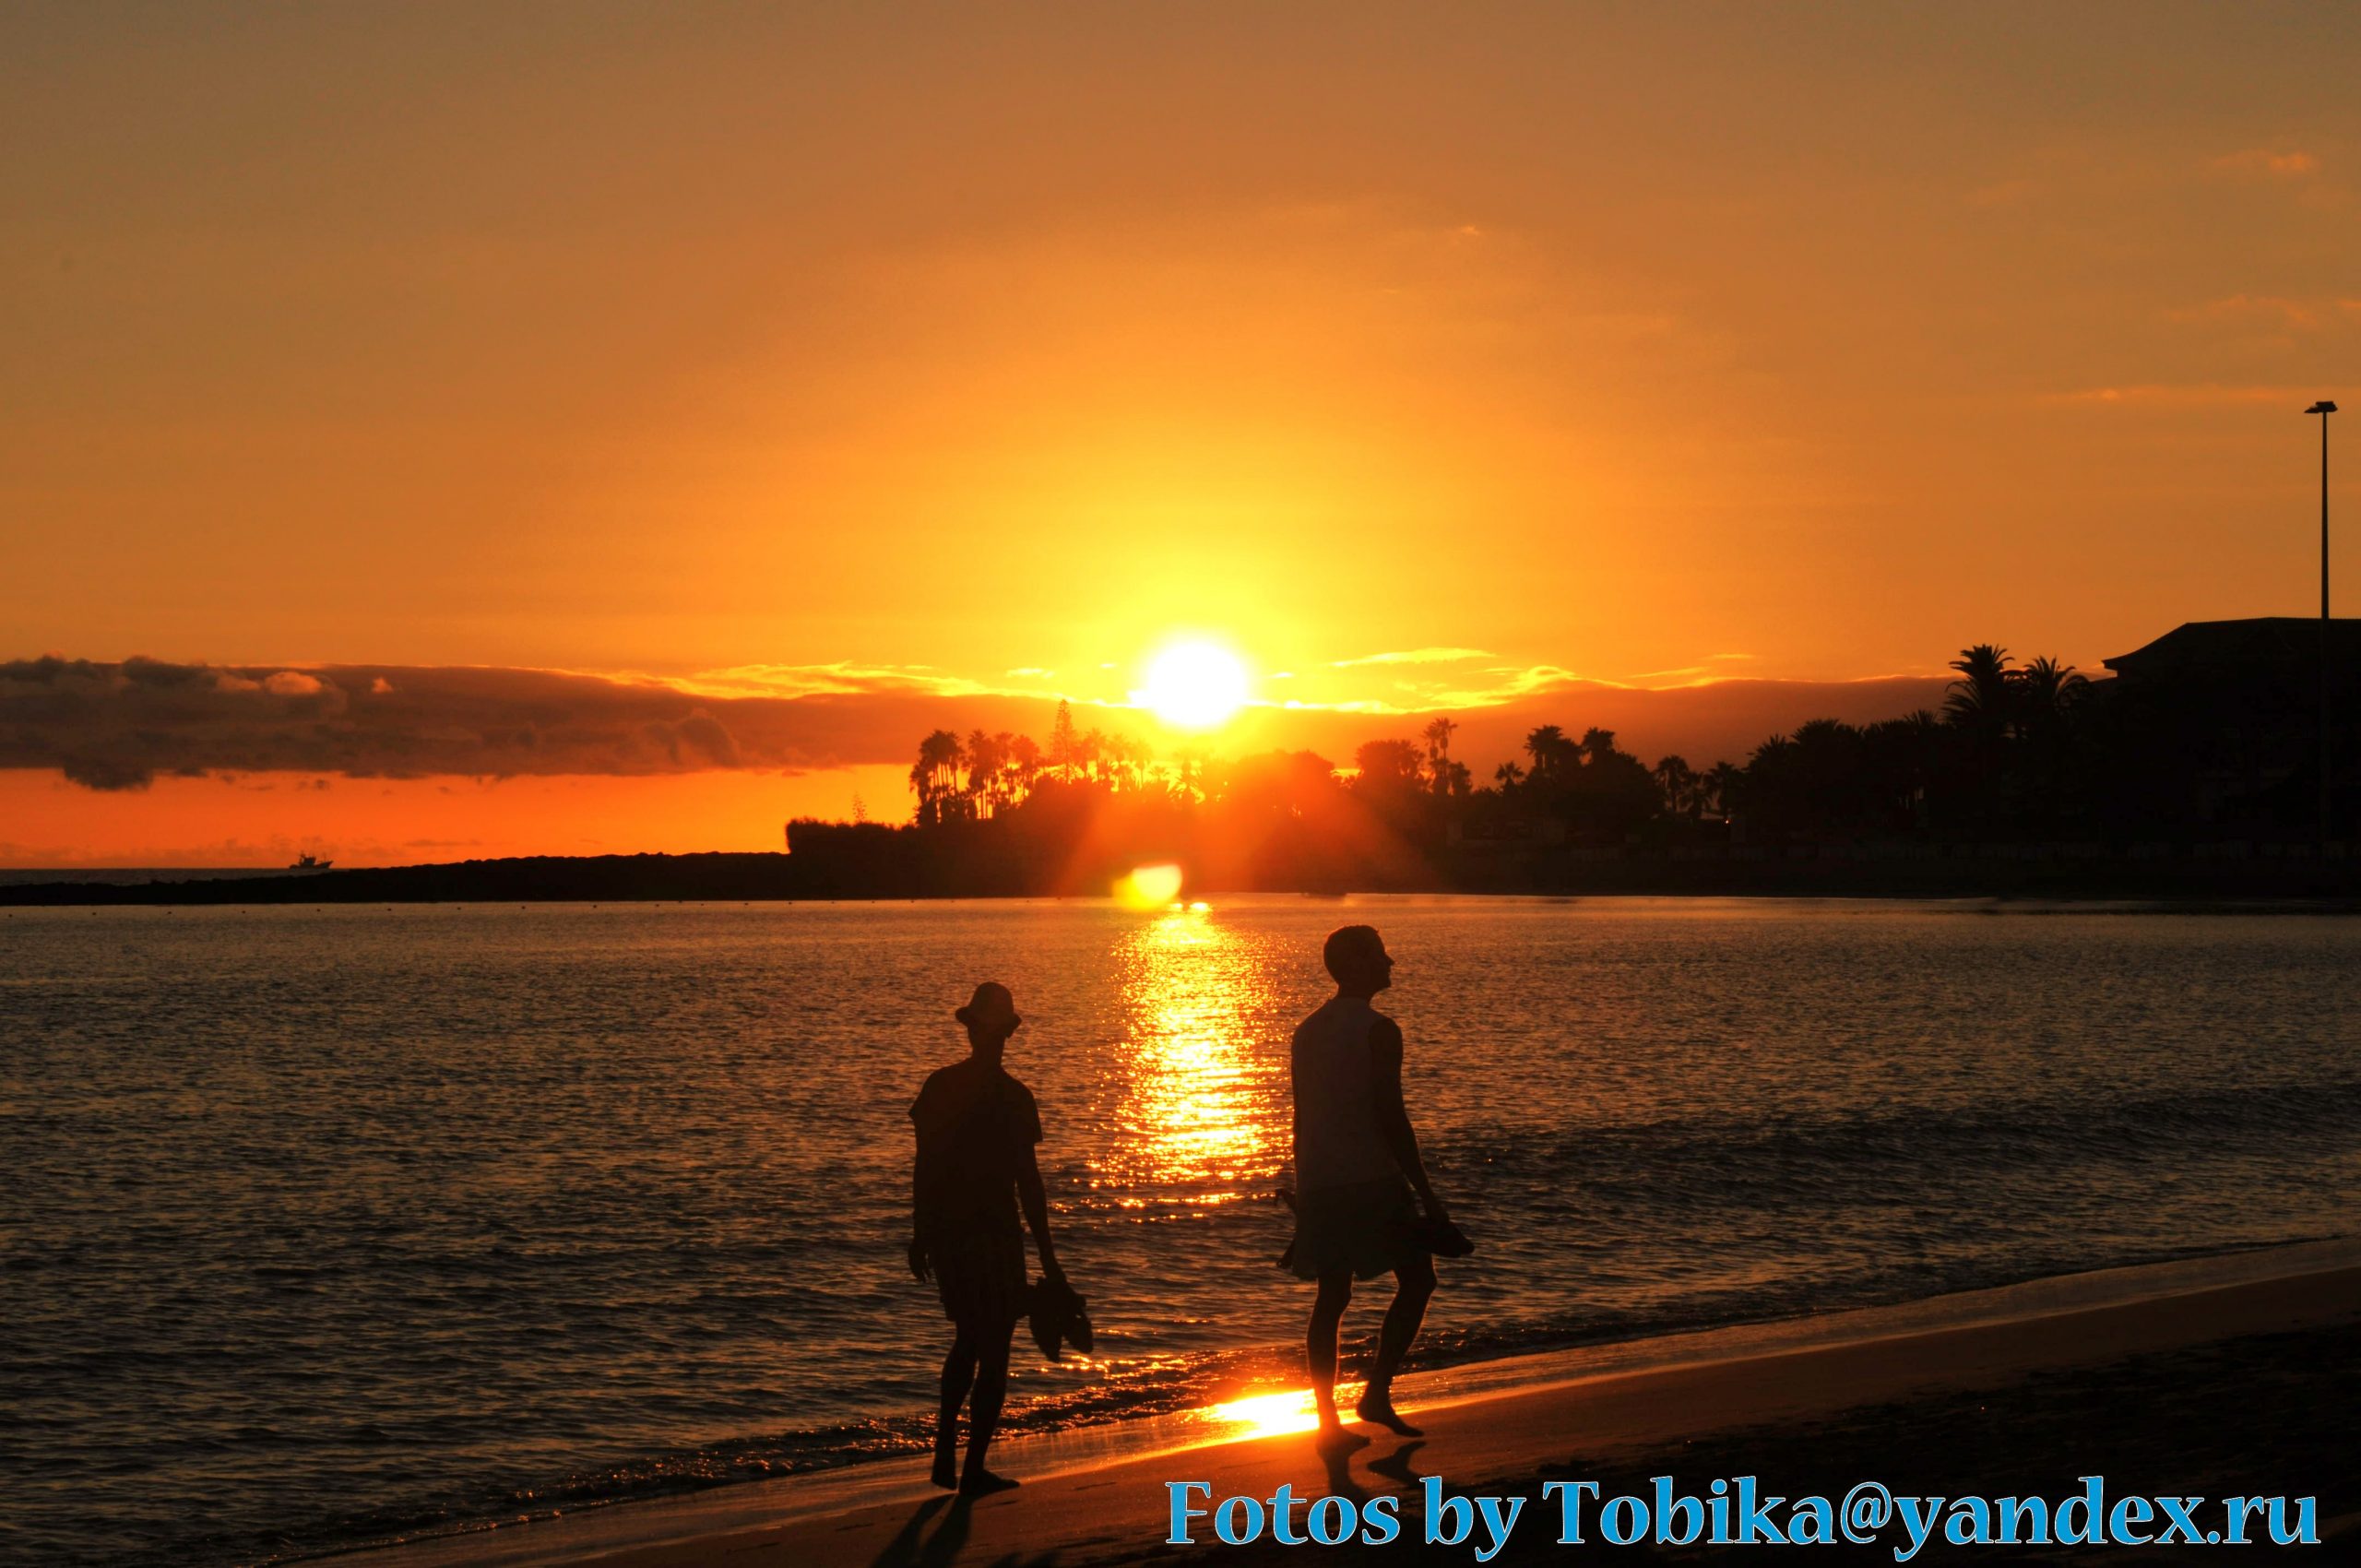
[1204,1389,1322,1437]
[1137,640,1250,730]
[1117,862,1186,907]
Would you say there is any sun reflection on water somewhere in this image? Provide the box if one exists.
[1107,904,1287,1203]
[1204,1388,1321,1436]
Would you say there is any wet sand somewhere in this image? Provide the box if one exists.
[354,1241,2361,1567]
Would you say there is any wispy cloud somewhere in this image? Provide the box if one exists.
[1327,647,1491,668]
[658,662,992,700]
[2209,148,2320,178]
[1428,664,1623,707]
[2038,383,2319,409]
[2165,293,2355,331]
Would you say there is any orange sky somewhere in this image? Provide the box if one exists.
[5,5,2359,864]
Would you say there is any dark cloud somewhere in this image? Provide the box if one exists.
[0,656,1956,792]
[0,657,1074,790]
[60,755,161,791]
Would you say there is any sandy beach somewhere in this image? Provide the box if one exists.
[350,1239,2361,1567]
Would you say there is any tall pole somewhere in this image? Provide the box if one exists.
[2309,400,2336,847]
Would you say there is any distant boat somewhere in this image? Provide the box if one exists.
[289,853,334,871]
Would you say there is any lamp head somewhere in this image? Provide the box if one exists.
[2308,400,2338,415]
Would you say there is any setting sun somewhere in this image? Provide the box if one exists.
[1137,641,1251,731]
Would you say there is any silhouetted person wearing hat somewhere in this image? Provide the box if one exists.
[1289,925,1449,1448]
[908,981,1062,1495]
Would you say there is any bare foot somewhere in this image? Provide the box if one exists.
[1356,1387,1423,1437]
[959,1467,1020,1497]
[931,1443,958,1491]
[1313,1421,1370,1455]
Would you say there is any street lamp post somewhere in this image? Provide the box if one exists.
[2307,399,2336,848]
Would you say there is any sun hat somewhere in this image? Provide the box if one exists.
[955,981,1020,1030]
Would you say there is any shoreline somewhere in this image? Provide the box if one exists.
[339,1237,2361,1568]
[15,885,2361,915]
[9,846,2361,906]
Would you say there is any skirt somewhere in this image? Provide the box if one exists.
[928,1218,1029,1327]
[1287,1176,1428,1282]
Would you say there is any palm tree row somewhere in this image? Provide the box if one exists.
[909,702,1175,826]
[905,644,2102,841]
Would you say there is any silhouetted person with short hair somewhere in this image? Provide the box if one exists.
[908,981,1062,1495]
[1288,925,1448,1447]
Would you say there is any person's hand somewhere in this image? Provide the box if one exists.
[1423,1196,1452,1225]
[1040,1254,1066,1285]
[907,1238,930,1281]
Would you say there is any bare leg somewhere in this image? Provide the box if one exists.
[934,1330,976,1489]
[1358,1256,1435,1436]
[1308,1270,1366,1449]
[959,1316,1021,1494]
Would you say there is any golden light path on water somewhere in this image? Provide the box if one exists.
[1108,901,1287,1203]
[1104,900,1331,1427]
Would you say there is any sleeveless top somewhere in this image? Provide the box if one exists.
[1290,995,1400,1194]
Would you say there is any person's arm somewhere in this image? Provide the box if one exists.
[1370,1016,1446,1219]
[908,1086,932,1280]
[908,1143,931,1279]
[1016,1145,1062,1281]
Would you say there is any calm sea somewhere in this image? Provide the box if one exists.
[6,897,2360,1566]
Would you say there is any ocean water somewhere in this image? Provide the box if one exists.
[5,896,2360,1567]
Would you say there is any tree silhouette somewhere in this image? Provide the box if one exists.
[2017,657,2089,730]
[1944,645,2016,734]
[1050,700,1078,783]
[1524,724,1573,783]
[909,729,966,827]
[965,729,1001,817]
[1704,761,1743,819]
[1354,738,1426,790]
[1422,716,1460,796]
[1653,754,1697,818]
[1007,733,1042,798]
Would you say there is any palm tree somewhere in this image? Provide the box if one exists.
[1523,724,1570,782]
[1354,738,1426,790]
[1579,728,1619,766]
[1653,754,1697,817]
[1704,761,1743,819]
[1007,733,1042,803]
[908,729,966,826]
[1944,645,2016,734]
[965,729,1001,816]
[1494,760,1525,790]
[2017,657,2089,731]
[1116,733,1151,791]
[1050,700,1078,782]
[1170,745,1205,800]
[1421,716,1459,795]
[986,731,1021,811]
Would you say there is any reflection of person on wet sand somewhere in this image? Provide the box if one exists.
[1287,925,1453,1451]
[908,981,1062,1496]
